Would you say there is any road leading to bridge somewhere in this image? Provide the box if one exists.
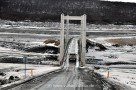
[33,63,115,90]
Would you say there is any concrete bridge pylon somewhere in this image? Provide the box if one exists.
[59,14,87,67]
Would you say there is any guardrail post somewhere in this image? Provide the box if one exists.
[107,68,110,78]
[23,56,27,78]
[31,69,33,76]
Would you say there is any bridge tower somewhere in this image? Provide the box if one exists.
[59,14,87,67]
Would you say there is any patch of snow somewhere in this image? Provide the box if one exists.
[45,43,58,47]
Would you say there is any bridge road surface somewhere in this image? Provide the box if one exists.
[34,63,114,90]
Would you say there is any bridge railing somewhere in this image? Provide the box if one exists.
[61,38,73,68]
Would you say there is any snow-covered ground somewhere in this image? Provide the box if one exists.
[0,63,60,79]
[101,0,136,3]
[87,36,136,89]
[94,67,136,89]
[87,36,136,62]
[0,63,61,87]
[1,19,136,89]
[0,20,60,59]
[0,41,50,58]
[0,20,61,87]
[86,45,136,63]
[1,19,136,31]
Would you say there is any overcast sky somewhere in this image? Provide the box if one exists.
[102,0,136,3]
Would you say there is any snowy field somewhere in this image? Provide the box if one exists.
[0,63,60,78]
[87,36,136,89]
[0,20,60,63]
[1,19,136,88]
[0,20,62,86]
[94,67,136,89]
[0,63,60,87]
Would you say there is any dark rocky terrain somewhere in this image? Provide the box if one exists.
[1,0,136,24]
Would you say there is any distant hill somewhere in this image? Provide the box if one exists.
[1,0,136,24]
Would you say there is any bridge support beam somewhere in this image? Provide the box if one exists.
[66,15,69,44]
[76,54,79,68]
[81,15,86,66]
[59,14,65,65]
